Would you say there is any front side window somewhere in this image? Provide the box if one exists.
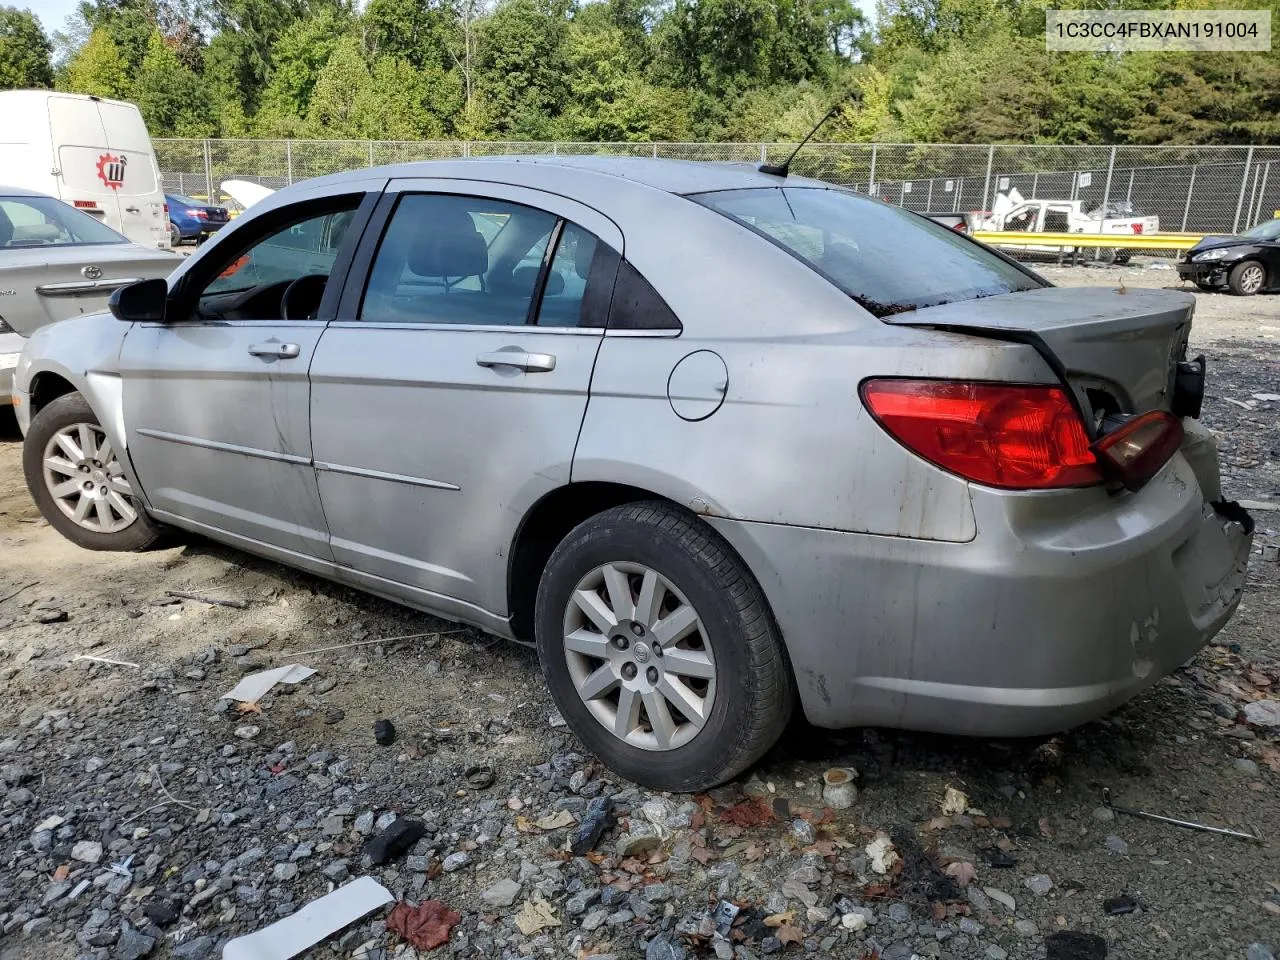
[692,187,1043,317]
[0,196,128,248]
[195,200,360,320]
[362,193,608,328]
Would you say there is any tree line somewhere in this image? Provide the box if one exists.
[0,0,1277,145]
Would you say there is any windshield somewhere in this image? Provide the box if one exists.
[1243,219,1280,241]
[0,195,129,248]
[692,187,1043,316]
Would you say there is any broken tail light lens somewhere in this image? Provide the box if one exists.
[1091,411,1183,491]
[860,379,1103,489]
[1132,223,1144,235]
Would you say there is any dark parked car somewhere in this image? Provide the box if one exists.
[166,194,230,246]
[1177,217,1280,296]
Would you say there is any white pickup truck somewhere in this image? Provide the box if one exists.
[970,188,1160,263]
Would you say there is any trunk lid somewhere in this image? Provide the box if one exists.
[0,243,178,336]
[883,286,1193,423]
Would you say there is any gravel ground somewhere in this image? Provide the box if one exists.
[0,267,1278,960]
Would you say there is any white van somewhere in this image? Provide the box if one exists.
[0,90,170,249]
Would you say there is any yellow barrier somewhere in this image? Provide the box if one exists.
[973,231,1204,251]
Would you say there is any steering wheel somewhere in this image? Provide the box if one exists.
[281,274,328,320]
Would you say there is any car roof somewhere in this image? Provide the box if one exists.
[302,156,830,197]
[0,185,50,198]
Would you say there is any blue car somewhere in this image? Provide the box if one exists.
[165,194,230,246]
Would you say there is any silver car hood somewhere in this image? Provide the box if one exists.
[0,242,178,336]
[884,285,1194,418]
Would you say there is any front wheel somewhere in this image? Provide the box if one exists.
[23,393,161,551]
[1228,260,1266,296]
[534,501,793,792]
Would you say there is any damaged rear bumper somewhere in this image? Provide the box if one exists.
[708,448,1252,736]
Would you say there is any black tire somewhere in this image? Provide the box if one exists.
[1195,281,1218,292]
[1228,260,1266,296]
[534,501,793,791]
[23,393,161,552]
[169,222,180,247]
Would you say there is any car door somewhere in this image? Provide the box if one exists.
[309,180,624,626]
[117,188,377,565]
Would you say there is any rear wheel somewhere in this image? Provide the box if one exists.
[1228,260,1266,296]
[169,222,180,247]
[534,502,793,792]
[23,393,161,551]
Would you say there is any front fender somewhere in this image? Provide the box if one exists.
[16,312,149,509]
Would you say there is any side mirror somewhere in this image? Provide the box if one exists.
[109,278,168,323]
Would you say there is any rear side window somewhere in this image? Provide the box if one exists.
[692,187,1042,317]
[607,260,681,331]
[0,195,127,247]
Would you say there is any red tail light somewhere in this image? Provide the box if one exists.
[860,379,1102,489]
[1092,411,1183,491]
[193,209,208,219]
[163,202,169,215]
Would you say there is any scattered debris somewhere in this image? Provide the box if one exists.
[222,876,394,960]
[0,580,39,604]
[569,796,613,855]
[372,719,397,746]
[364,819,426,866]
[1103,893,1139,916]
[164,589,248,608]
[1252,393,1280,402]
[514,896,560,935]
[464,764,495,789]
[981,846,1017,869]
[710,899,740,938]
[945,861,977,886]
[865,833,899,875]
[1046,931,1107,960]
[222,664,316,703]
[941,786,968,816]
[70,654,141,669]
[821,767,858,809]
[984,887,1016,912]
[1025,874,1053,897]
[280,628,468,659]
[387,899,463,950]
[1103,788,1263,842]
[721,798,776,828]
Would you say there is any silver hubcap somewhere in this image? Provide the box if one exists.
[562,562,717,751]
[1240,264,1264,293]
[42,423,137,534]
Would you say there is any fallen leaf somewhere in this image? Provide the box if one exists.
[776,924,804,945]
[925,816,953,831]
[535,810,576,831]
[1038,817,1054,838]
[802,840,836,858]
[52,864,69,881]
[514,897,560,935]
[584,851,608,865]
[720,798,776,828]
[989,816,1012,829]
[694,793,715,813]
[945,861,976,886]
[764,911,795,927]
[516,816,536,833]
[690,846,717,865]
[619,858,646,874]
[744,843,766,862]
[235,701,262,714]
[387,900,461,950]
[690,811,705,830]
[931,901,947,922]
[718,824,744,839]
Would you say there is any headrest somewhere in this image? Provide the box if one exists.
[406,206,487,280]
[513,265,565,297]
[574,234,595,279]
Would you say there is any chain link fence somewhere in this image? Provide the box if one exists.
[156,139,1280,237]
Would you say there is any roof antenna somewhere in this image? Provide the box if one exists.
[758,94,857,178]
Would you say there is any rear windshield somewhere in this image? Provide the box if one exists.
[0,195,128,248]
[169,194,202,207]
[692,187,1043,317]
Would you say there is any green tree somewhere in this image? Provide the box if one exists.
[253,7,348,130]
[77,0,158,77]
[0,5,53,88]
[364,0,457,70]
[61,26,130,98]
[132,29,215,135]
[366,55,463,138]
[476,0,572,137]
[306,34,375,138]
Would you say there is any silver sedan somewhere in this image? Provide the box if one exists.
[0,186,177,404]
[11,158,1253,791]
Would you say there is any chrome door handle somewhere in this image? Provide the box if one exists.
[248,341,300,359]
[124,205,141,213]
[476,349,556,373]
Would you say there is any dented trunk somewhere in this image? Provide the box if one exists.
[884,286,1195,427]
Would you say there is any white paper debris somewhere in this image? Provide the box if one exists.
[941,786,969,816]
[222,876,393,960]
[865,833,899,875]
[222,665,316,703]
[1253,393,1280,402]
